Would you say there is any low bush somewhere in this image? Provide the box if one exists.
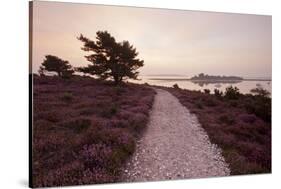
[214,89,223,98]
[224,86,240,100]
[204,89,210,94]
[250,87,270,98]
[173,83,180,89]
[244,95,271,122]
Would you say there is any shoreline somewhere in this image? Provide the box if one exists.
[148,78,272,82]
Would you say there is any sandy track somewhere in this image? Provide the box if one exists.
[121,89,230,182]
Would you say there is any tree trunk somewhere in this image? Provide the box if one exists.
[113,76,119,85]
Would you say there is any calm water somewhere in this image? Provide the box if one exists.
[130,76,272,95]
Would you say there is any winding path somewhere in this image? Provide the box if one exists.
[121,89,230,182]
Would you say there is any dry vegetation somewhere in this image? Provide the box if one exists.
[32,75,155,187]
[166,86,271,175]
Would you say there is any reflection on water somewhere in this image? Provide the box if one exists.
[129,76,272,94]
[190,80,242,87]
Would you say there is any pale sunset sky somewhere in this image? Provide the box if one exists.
[32,1,272,78]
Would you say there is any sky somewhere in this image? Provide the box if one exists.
[32,1,272,78]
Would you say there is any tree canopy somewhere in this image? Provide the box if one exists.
[77,31,144,84]
[39,55,74,77]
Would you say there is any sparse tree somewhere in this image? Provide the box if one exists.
[77,31,144,85]
[40,55,73,77]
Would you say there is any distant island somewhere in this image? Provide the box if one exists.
[148,73,270,82]
[190,73,243,81]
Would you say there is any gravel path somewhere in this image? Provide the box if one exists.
[121,89,230,182]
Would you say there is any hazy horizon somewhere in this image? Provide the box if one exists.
[32,1,272,78]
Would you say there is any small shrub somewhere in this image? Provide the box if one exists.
[244,96,271,122]
[250,87,270,98]
[214,89,223,98]
[204,89,210,94]
[173,83,180,89]
[224,86,240,100]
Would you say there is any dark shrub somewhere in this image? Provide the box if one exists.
[204,89,210,94]
[250,87,270,98]
[224,86,240,100]
[244,96,271,122]
[214,89,223,98]
[173,83,180,89]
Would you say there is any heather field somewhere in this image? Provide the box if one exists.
[32,76,155,187]
[165,86,271,175]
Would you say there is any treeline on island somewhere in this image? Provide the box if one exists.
[190,73,243,81]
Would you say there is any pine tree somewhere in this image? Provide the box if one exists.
[77,31,144,84]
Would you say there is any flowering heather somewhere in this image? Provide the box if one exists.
[165,86,271,175]
[32,76,155,187]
